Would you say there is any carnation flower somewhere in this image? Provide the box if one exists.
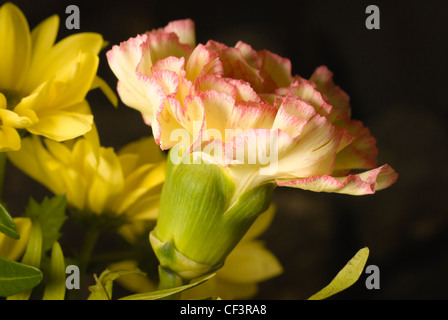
[107,19,398,287]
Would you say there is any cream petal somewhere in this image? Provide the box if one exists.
[258,49,292,90]
[185,44,222,81]
[163,19,196,47]
[310,65,351,121]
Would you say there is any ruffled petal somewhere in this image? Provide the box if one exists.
[162,19,196,47]
[278,164,398,195]
[185,44,222,81]
[145,31,193,63]
[107,34,158,116]
[258,49,292,90]
[310,66,351,121]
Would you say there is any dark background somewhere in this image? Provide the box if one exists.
[4,0,448,299]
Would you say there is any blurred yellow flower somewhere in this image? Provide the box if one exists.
[7,126,165,231]
[0,217,31,261]
[0,2,115,151]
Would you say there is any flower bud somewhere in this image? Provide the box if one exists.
[150,151,275,282]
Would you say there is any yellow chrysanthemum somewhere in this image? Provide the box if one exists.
[0,217,31,261]
[7,126,165,231]
[0,2,115,151]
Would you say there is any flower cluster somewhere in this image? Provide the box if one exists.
[107,19,397,288]
[0,3,397,301]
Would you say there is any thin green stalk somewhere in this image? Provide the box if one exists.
[0,152,6,201]
[78,226,100,278]
[157,266,186,300]
[67,226,100,300]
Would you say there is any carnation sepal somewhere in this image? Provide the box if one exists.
[150,149,275,284]
[149,233,215,281]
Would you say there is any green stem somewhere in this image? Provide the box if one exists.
[0,152,6,201]
[67,226,100,300]
[157,266,186,300]
[78,226,100,278]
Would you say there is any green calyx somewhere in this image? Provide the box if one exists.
[150,150,275,282]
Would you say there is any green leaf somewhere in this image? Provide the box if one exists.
[0,257,43,297]
[119,273,216,300]
[25,195,67,254]
[88,268,147,300]
[42,242,66,300]
[308,247,370,300]
[7,220,43,300]
[0,203,19,239]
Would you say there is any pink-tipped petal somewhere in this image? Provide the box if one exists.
[310,66,351,121]
[229,101,277,132]
[259,49,292,90]
[278,164,398,195]
[200,90,236,137]
[185,44,223,81]
[275,81,333,117]
[151,56,186,77]
[195,74,237,97]
[146,31,193,63]
[225,78,262,103]
[163,19,196,47]
[151,70,180,95]
[107,34,153,113]
[334,119,378,170]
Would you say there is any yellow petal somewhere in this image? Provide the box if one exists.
[241,203,276,241]
[0,109,32,128]
[87,147,123,214]
[0,217,32,261]
[24,14,59,93]
[90,76,118,107]
[113,162,165,215]
[108,260,156,293]
[26,101,93,141]
[218,240,283,284]
[0,125,21,151]
[26,32,103,90]
[0,2,31,90]
[118,136,166,168]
